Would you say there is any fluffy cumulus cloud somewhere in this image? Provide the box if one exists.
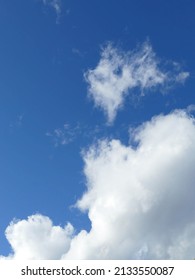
[63,109,195,259]
[85,42,189,123]
[1,109,195,259]
[0,215,73,260]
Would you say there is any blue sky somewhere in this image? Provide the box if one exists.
[0,0,195,259]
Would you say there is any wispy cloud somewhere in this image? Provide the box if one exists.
[46,123,81,147]
[72,48,84,58]
[1,109,195,259]
[42,0,62,23]
[46,122,114,147]
[85,41,189,124]
[9,114,24,131]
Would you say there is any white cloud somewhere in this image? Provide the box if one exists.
[1,109,195,259]
[63,109,195,260]
[0,214,73,260]
[9,114,24,130]
[46,123,109,147]
[46,123,83,147]
[42,0,62,22]
[175,72,190,84]
[85,42,189,123]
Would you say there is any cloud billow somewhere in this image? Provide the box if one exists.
[1,109,195,260]
[85,42,189,124]
[0,215,73,260]
[64,109,195,259]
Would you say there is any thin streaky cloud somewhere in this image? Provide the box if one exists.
[42,0,62,23]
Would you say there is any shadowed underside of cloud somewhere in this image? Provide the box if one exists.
[85,42,189,124]
[1,109,195,260]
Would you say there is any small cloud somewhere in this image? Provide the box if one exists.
[175,72,190,84]
[42,0,62,23]
[85,41,189,124]
[9,114,24,131]
[72,48,84,58]
[65,9,70,16]
[46,122,82,147]
[17,114,24,126]
[46,122,126,148]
